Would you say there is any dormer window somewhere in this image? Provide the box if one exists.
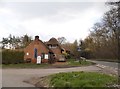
[48,45,52,48]
[48,44,58,48]
[52,45,57,48]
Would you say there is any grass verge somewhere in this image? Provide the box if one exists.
[35,71,118,88]
[67,59,94,66]
[2,59,94,68]
[2,63,50,68]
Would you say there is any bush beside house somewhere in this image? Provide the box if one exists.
[2,49,24,64]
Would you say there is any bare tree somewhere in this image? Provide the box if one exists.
[57,37,66,44]
[83,2,119,59]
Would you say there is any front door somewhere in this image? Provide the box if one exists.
[34,48,37,59]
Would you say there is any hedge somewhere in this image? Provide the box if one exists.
[2,50,24,64]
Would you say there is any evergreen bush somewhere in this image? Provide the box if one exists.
[2,50,24,64]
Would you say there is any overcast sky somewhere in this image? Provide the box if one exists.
[0,0,114,43]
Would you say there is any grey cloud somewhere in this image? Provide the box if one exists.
[0,1,109,42]
[1,2,102,20]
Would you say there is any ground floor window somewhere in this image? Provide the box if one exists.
[41,53,45,59]
[41,53,49,59]
[45,54,49,59]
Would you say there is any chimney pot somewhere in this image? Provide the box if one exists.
[35,36,39,40]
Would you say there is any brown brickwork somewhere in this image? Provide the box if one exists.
[24,36,50,63]
[24,36,64,63]
[45,37,63,61]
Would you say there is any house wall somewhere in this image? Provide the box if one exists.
[24,40,49,63]
[50,47,62,60]
[24,36,65,63]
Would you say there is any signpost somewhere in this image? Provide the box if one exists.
[77,47,81,63]
[77,47,81,52]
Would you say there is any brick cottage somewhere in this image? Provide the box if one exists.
[24,36,65,63]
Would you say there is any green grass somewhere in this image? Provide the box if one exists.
[49,71,118,88]
[0,64,2,68]
[2,59,94,68]
[67,59,94,66]
[2,63,50,68]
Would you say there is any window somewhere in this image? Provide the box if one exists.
[41,53,45,59]
[51,45,58,48]
[53,54,56,57]
[48,45,52,48]
[45,54,49,59]
[26,52,29,56]
[52,46,57,48]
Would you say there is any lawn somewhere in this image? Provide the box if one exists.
[2,63,50,68]
[2,59,94,68]
[35,71,118,88]
[67,59,94,66]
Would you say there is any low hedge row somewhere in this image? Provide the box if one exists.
[2,50,24,64]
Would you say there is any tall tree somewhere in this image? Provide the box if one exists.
[83,1,120,59]
[71,40,79,58]
[1,38,9,49]
[21,34,32,48]
[57,37,66,44]
[107,1,120,60]
[1,34,32,49]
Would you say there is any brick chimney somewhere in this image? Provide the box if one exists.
[35,36,39,41]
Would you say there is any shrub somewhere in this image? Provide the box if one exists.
[2,50,24,64]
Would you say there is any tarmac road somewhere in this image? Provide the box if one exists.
[2,65,101,87]
[88,60,119,69]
